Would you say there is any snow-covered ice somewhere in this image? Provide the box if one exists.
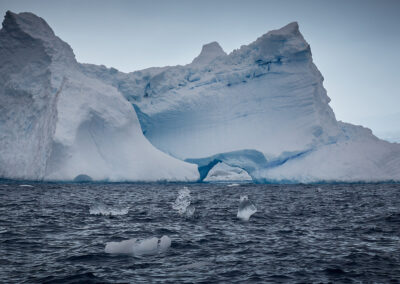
[237,195,257,221]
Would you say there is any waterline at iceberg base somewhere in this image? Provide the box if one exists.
[1,11,400,183]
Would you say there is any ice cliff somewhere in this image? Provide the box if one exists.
[0,11,199,181]
[80,22,400,183]
[1,11,399,183]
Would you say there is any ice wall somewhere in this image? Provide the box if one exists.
[0,11,199,182]
[81,22,400,183]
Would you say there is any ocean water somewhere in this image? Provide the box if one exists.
[1,182,400,283]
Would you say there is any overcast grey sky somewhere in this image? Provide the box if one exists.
[0,0,399,140]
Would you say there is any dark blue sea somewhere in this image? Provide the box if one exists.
[1,182,400,283]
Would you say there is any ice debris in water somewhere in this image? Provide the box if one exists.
[89,204,129,216]
[227,183,240,187]
[19,184,34,188]
[172,186,195,217]
[237,195,257,221]
[105,236,171,256]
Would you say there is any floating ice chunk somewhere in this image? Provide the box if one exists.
[172,187,194,217]
[158,235,172,253]
[227,183,240,187]
[89,204,129,216]
[133,237,159,256]
[19,184,33,188]
[237,195,257,221]
[105,238,137,254]
[105,236,171,256]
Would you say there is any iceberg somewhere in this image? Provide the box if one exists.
[81,22,400,183]
[1,11,399,183]
[0,11,199,182]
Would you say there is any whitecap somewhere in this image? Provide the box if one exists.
[172,187,195,217]
[227,183,240,187]
[89,204,129,216]
[19,184,33,188]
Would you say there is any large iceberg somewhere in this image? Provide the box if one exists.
[1,11,399,183]
[0,11,199,181]
[80,22,400,183]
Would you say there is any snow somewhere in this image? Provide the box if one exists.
[0,11,199,182]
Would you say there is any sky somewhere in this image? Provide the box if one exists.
[0,0,399,140]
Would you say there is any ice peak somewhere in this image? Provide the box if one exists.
[2,11,56,41]
[270,22,299,36]
[248,21,308,60]
[256,21,303,42]
[191,41,227,65]
[1,11,76,66]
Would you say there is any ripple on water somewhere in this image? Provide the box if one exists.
[1,183,400,283]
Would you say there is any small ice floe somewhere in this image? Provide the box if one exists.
[172,187,195,218]
[19,184,34,188]
[89,204,129,216]
[237,195,257,221]
[105,236,171,256]
[227,183,240,187]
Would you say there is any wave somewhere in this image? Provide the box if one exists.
[89,204,129,216]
